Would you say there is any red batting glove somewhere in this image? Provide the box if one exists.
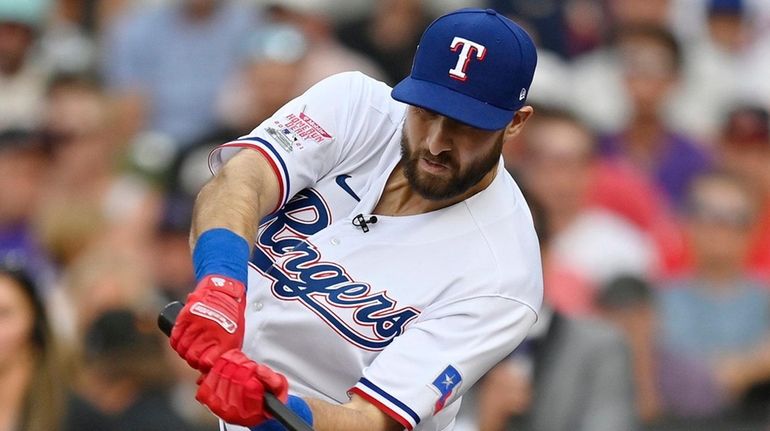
[196,349,289,427]
[170,275,246,372]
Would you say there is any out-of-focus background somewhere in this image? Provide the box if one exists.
[0,0,769,430]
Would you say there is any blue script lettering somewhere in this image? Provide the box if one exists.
[251,189,419,350]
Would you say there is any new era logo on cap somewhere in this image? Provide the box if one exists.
[392,8,537,131]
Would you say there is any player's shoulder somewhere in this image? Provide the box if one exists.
[462,165,539,252]
[461,168,543,311]
[315,70,387,90]
[307,71,406,124]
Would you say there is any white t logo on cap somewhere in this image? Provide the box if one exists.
[448,37,486,82]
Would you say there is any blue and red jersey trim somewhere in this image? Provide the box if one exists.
[350,378,420,430]
[208,137,292,214]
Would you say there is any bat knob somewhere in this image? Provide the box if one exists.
[158,301,184,336]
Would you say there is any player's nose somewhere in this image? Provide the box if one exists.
[425,117,453,155]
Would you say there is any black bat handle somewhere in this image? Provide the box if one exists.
[158,301,315,431]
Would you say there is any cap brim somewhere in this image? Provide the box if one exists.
[391,76,516,131]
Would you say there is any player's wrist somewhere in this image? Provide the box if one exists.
[249,395,313,431]
[193,228,250,286]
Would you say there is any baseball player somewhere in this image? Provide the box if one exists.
[170,8,543,431]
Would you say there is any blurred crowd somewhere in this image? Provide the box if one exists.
[0,0,769,430]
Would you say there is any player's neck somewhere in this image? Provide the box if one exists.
[374,163,496,216]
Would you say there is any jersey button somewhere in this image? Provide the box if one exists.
[330,237,340,245]
[253,301,263,311]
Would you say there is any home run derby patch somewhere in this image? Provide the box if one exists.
[264,126,296,152]
[267,111,333,151]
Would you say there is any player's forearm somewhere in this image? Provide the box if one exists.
[191,150,280,249]
[174,150,280,373]
[305,396,403,431]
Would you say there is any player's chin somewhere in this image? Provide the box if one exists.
[412,175,461,200]
[414,169,451,188]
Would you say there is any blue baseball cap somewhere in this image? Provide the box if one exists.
[392,8,537,131]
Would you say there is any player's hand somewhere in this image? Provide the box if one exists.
[170,275,247,372]
[196,349,289,427]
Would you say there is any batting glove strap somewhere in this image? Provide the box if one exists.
[193,228,250,286]
[249,396,314,431]
[170,275,247,371]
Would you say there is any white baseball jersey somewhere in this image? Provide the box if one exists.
[209,71,543,431]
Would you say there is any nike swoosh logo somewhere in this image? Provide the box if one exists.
[335,174,360,202]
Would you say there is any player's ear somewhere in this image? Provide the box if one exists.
[503,106,534,142]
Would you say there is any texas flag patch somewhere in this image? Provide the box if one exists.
[431,365,462,414]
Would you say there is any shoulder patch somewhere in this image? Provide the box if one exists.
[266,110,334,151]
[430,365,462,414]
[264,126,295,152]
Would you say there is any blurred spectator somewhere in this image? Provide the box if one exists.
[473,309,637,431]
[657,172,770,422]
[336,0,430,84]
[597,25,712,208]
[152,194,195,303]
[524,48,574,110]
[564,34,625,133]
[148,135,219,302]
[51,0,145,35]
[266,0,384,92]
[0,0,52,130]
[489,0,567,57]
[515,106,657,315]
[34,74,160,266]
[63,308,204,431]
[585,159,688,277]
[0,261,65,431]
[217,23,309,134]
[36,0,97,76]
[491,0,610,59]
[716,105,770,281]
[608,0,673,28]
[0,129,55,290]
[55,243,157,342]
[102,0,259,147]
[560,0,610,58]
[728,0,770,107]
[668,0,755,141]
[568,0,677,132]
[598,276,669,425]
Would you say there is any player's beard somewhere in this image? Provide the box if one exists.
[400,130,503,201]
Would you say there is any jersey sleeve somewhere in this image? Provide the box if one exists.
[349,295,537,430]
[209,71,401,212]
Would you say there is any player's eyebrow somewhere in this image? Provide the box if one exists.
[412,105,479,131]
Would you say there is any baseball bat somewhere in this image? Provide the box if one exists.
[158,301,315,431]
